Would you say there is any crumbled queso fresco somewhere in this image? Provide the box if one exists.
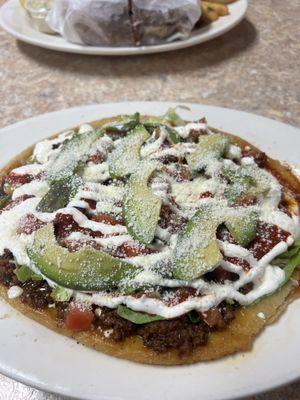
[0,113,299,318]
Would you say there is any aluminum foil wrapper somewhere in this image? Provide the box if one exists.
[132,0,201,45]
[47,0,201,47]
[47,0,133,46]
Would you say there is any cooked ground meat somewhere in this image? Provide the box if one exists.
[159,204,186,233]
[0,250,237,355]
[0,258,19,287]
[139,316,209,356]
[242,147,267,168]
[95,302,235,355]
[157,154,179,164]
[0,252,53,309]
[205,266,239,283]
[56,301,71,320]
[239,282,254,295]
[20,280,53,309]
[94,307,137,341]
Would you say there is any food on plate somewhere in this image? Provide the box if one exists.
[20,0,54,34]
[200,2,228,24]
[19,0,238,46]
[1,109,299,365]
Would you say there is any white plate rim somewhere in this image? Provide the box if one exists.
[0,101,299,400]
[0,0,248,55]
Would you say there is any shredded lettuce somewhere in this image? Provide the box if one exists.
[51,286,72,302]
[117,305,164,324]
[272,239,300,286]
[14,265,42,283]
[0,193,11,210]
[163,106,189,127]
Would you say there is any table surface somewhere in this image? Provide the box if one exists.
[0,0,300,399]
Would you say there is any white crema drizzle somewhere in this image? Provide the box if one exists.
[0,120,299,316]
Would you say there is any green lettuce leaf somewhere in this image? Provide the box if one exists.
[272,240,300,286]
[0,194,11,210]
[117,305,165,324]
[14,265,42,283]
[51,286,72,302]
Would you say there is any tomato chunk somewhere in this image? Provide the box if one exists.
[65,304,94,332]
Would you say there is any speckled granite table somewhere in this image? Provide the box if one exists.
[0,0,300,399]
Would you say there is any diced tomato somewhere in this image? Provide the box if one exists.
[54,213,102,239]
[249,222,290,260]
[1,195,34,214]
[5,172,44,188]
[113,242,151,258]
[198,191,213,199]
[18,213,45,234]
[164,288,197,306]
[234,195,257,207]
[224,256,251,271]
[91,213,122,226]
[65,304,94,332]
[5,172,35,186]
[88,151,106,164]
[80,198,97,210]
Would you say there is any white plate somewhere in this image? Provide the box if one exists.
[0,0,248,55]
[0,102,299,400]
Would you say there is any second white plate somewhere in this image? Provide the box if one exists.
[0,102,300,400]
[0,0,248,55]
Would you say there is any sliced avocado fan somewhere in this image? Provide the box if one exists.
[187,133,229,172]
[172,206,222,281]
[108,124,150,178]
[124,162,162,245]
[28,224,140,291]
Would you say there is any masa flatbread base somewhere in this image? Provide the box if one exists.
[0,116,299,365]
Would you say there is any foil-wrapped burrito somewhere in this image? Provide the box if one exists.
[47,0,201,46]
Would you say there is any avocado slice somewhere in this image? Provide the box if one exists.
[172,206,222,281]
[225,210,258,247]
[187,134,229,172]
[48,129,102,182]
[108,124,150,178]
[104,113,140,134]
[223,167,258,204]
[28,224,140,291]
[36,175,82,213]
[124,162,162,245]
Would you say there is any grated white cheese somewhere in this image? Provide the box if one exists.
[257,312,265,320]
[1,120,299,318]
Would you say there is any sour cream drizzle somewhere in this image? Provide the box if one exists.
[1,120,299,317]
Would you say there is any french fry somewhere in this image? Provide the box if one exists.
[202,1,229,16]
[201,3,219,23]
